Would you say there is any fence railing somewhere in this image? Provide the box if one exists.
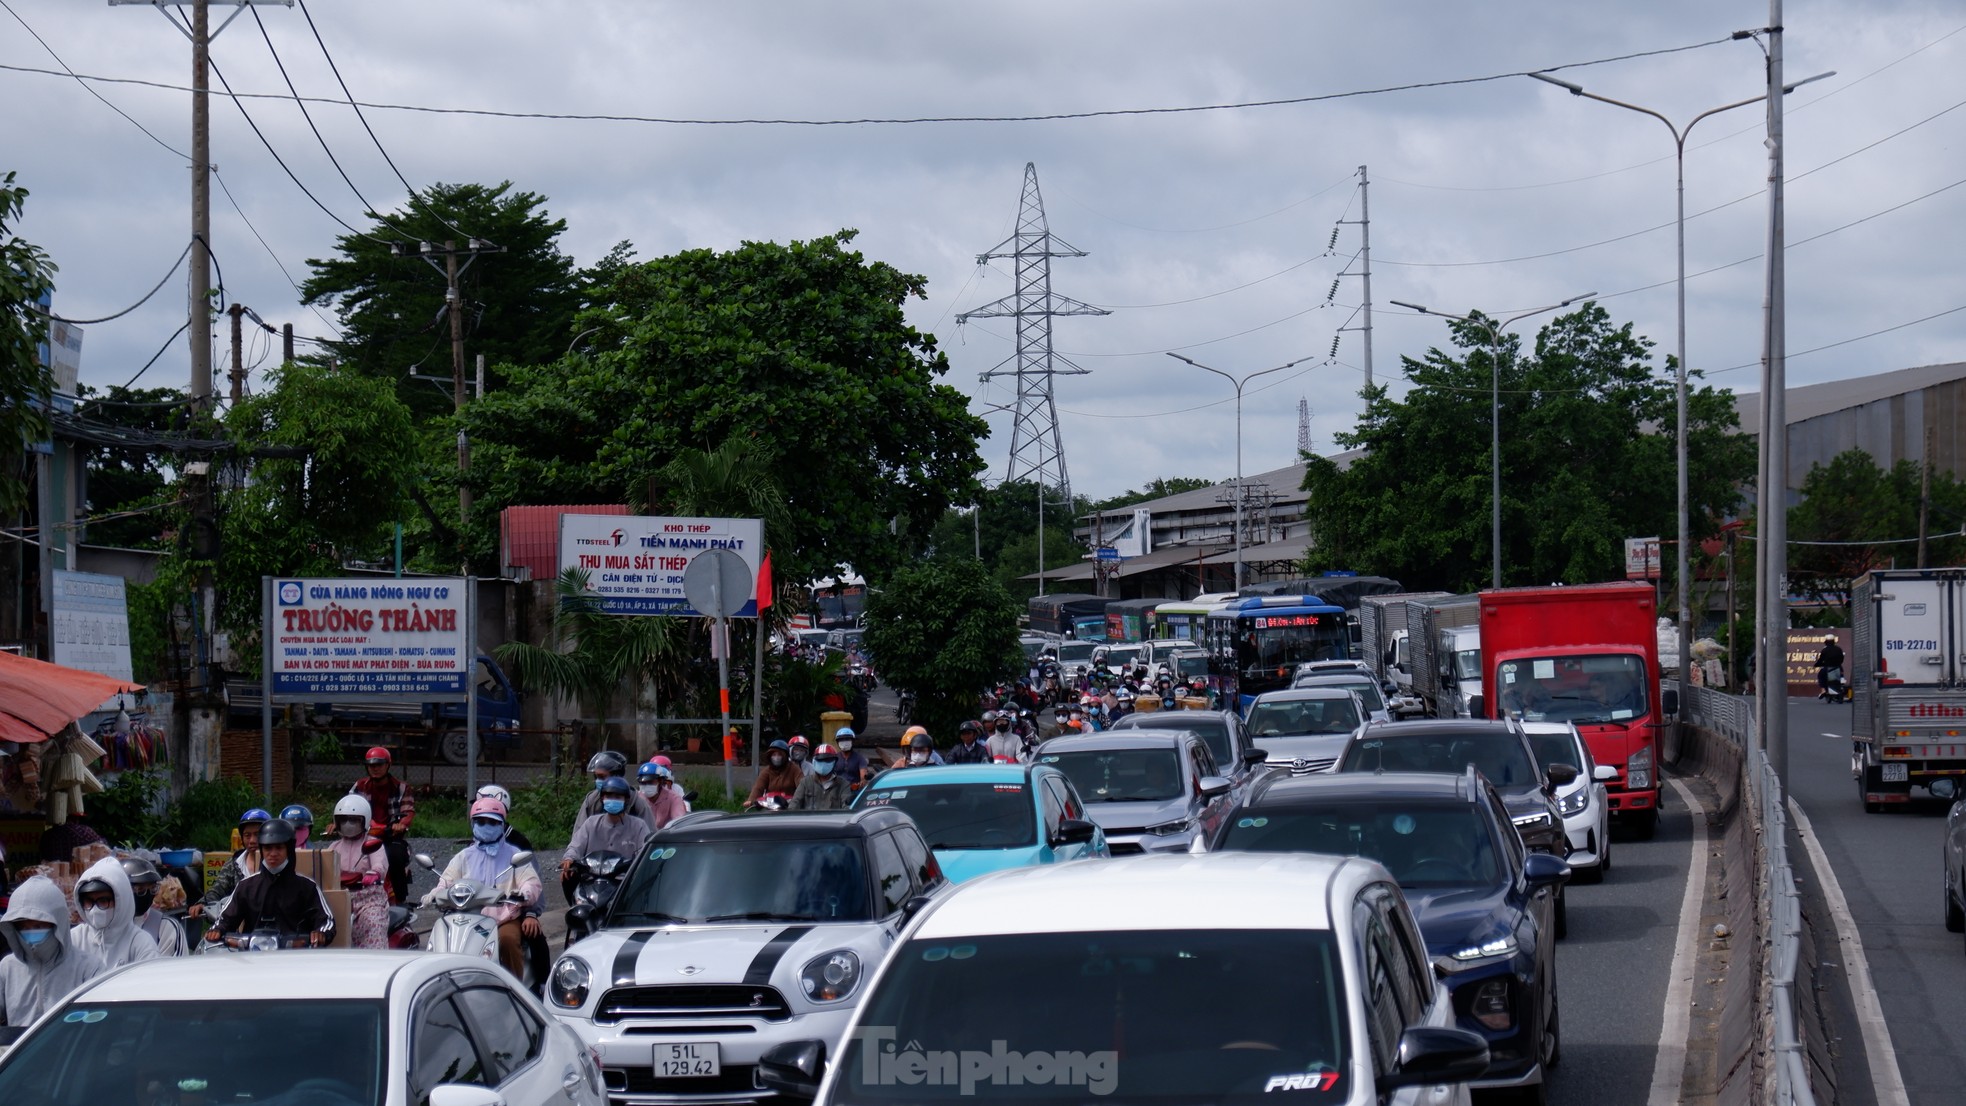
[1684,684,1813,1106]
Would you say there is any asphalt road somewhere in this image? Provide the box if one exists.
[1786,694,1966,1106]
[1540,784,1698,1105]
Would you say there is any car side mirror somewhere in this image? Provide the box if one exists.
[1543,764,1578,793]
[758,1040,827,1103]
[1188,834,1209,855]
[1054,818,1098,846]
[429,1085,507,1106]
[1467,694,1485,719]
[1592,764,1619,782]
[901,895,935,920]
[1198,776,1232,799]
[1523,851,1571,889]
[1376,1026,1491,1094]
[1240,748,1270,766]
[1662,688,1680,715]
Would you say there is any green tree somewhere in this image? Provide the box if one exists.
[862,557,1022,743]
[495,567,688,750]
[1301,304,1753,591]
[1,171,57,515]
[465,230,987,585]
[74,384,185,548]
[1095,477,1214,511]
[1789,449,1966,606]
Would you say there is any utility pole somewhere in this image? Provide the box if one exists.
[281,322,293,364]
[393,238,503,572]
[1919,424,1934,568]
[1757,0,1791,785]
[227,303,245,403]
[1337,165,1374,388]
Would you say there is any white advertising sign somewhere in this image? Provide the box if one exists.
[270,577,469,697]
[51,570,131,682]
[559,515,764,617]
[1624,536,1661,581]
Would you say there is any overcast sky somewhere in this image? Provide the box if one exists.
[6,0,1961,502]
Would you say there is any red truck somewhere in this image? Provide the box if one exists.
[1472,582,1677,836]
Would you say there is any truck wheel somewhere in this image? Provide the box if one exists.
[1858,766,1882,814]
[1630,807,1659,840]
[438,729,471,767]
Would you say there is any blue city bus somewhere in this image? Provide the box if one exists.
[1205,595,1351,710]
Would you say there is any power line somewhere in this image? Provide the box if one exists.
[210,167,345,338]
[0,34,1738,127]
[34,240,190,324]
[123,320,191,390]
[249,4,400,235]
[0,0,186,161]
[1059,172,1354,234]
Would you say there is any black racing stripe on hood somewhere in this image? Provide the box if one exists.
[744,926,814,984]
[613,930,657,986]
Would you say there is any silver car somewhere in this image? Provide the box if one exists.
[1033,732,1233,855]
[1244,687,1368,772]
[1521,721,1614,882]
[1290,672,1394,723]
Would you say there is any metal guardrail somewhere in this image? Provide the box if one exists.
[1685,685,1813,1106]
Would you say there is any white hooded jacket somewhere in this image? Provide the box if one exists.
[0,876,106,1027]
[70,856,160,969]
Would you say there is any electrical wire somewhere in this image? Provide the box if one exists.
[0,34,1737,127]
[123,321,191,390]
[293,0,477,243]
[34,240,190,324]
[1060,172,1354,234]
[1705,301,1966,377]
[0,0,187,161]
[210,168,345,338]
[1091,252,1335,310]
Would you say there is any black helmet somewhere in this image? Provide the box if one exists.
[119,856,161,886]
[76,877,114,902]
[587,750,629,777]
[908,731,934,749]
[258,818,298,849]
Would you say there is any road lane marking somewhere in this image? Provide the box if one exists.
[1650,779,1706,1106]
[1787,796,1910,1106]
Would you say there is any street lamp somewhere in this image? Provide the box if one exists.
[1166,353,1315,590]
[1529,67,1832,728]
[1390,293,1596,589]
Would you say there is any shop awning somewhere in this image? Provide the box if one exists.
[0,652,144,744]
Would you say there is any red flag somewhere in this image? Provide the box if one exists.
[757,551,773,610]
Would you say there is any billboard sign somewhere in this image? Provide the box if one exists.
[51,570,132,682]
[558,515,763,617]
[1624,537,1661,580]
[269,577,470,697]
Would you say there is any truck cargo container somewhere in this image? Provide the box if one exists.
[1850,568,1966,812]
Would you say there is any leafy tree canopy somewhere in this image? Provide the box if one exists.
[862,557,1022,742]
[74,384,184,548]
[1095,476,1214,511]
[1789,448,1966,601]
[1,171,57,515]
[465,230,987,585]
[1301,304,1753,591]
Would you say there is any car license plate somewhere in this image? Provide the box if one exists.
[655,1043,720,1078]
[1882,763,1908,783]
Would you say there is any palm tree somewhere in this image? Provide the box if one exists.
[642,434,794,561]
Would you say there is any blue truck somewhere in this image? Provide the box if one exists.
[225,655,524,766]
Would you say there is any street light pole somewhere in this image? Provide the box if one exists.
[1167,353,1314,591]
[1531,66,1832,725]
[1390,294,1596,589]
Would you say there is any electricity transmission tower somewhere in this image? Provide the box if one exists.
[957,163,1108,508]
[1297,399,1312,456]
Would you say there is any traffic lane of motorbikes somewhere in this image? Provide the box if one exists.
[403,837,572,951]
[1786,695,1966,1106]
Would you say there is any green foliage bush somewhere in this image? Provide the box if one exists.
[87,771,170,847]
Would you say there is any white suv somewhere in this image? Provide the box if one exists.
[754,852,1491,1106]
[548,808,946,1105]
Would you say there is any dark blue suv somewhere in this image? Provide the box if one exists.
[1204,767,1568,1097]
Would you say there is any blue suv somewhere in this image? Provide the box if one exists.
[1203,767,1567,1097]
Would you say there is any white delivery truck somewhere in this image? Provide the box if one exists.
[1851,568,1966,812]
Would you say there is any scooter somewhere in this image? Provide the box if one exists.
[1820,666,1852,703]
[563,850,631,949]
[202,926,313,953]
[414,851,547,993]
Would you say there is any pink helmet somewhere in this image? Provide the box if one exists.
[469,796,507,822]
[651,755,673,769]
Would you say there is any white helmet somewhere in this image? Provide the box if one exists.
[332,794,373,823]
[476,784,513,808]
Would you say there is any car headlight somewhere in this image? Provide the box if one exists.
[1439,933,1519,971]
[1146,817,1193,837]
[800,949,862,1003]
[1627,745,1653,791]
[1557,789,1589,816]
[1511,812,1551,830]
[550,956,592,1009]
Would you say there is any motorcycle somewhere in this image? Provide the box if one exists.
[413,851,548,993]
[564,850,631,949]
[1820,666,1852,703]
[848,662,878,693]
[895,688,916,725]
[752,791,794,812]
[202,927,313,953]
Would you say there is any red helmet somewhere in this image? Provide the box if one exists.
[788,735,810,747]
[814,744,839,758]
[365,746,391,765]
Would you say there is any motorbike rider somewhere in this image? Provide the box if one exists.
[745,740,806,809]
[476,784,546,935]
[902,728,945,767]
[1816,635,1846,701]
[643,758,693,813]
[121,856,188,957]
[948,721,990,764]
[206,818,334,948]
[986,712,1023,763]
[564,779,651,887]
[348,747,416,903]
[326,794,391,949]
[833,728,873,789]
[190,807,269,919]
[279,804,315,849]
[0,876,106,1026]
[427,797,541,979]
[792,745,852,810]
[787,734,814,776]
[642,763,688,828]
[1111,686,1136,721]
[71,857,160,969]
[576,750,658,832]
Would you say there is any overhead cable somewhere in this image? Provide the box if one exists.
[35,240,190,324]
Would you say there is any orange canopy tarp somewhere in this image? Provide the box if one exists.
[0,651,145,744]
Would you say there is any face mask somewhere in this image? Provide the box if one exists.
[641,784,661,798]
[790,748,807,760]
[815,761,836,777]
[838,739,853,751]
[295,828,310,848]
[339,820,366,840]
[472,822,504,845]
[996,724,1010,733]
[909,751,929,765]
[18,928,49,947]
[593,777,608,791]
[85,907,115,931]
[133,891,156,915]
[769,754,786,767]
[264,858,289,875]
[602,799,627,815]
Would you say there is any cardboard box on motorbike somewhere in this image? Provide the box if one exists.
[322,888,352,948]
[294,847,341,888]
